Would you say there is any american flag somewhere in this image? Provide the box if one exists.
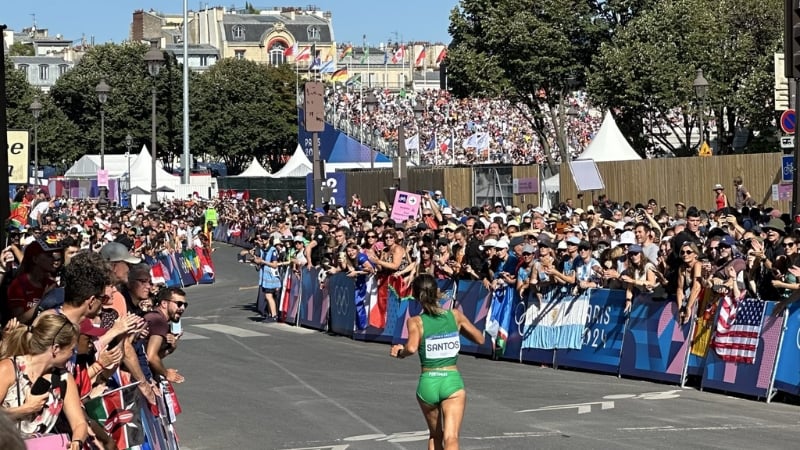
[712,296,765,364]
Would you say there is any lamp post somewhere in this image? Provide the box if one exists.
[144,41,164,212]
[125,133,133,192]
[693,69,709,147]
[364,91,378,169]
[29,98,42,188]
[412,101,424,166]
[95,79,110,206]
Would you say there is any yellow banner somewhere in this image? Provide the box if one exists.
[698,141,712,157]
[7,130,30,184]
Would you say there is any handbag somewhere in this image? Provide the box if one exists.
[12,358,72,450]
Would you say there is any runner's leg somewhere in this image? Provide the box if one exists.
[439,389,466,450]
[416,396,444,450]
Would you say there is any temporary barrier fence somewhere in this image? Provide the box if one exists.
[272,270,799,403]
[144,245,216,289]
[222,224,799,403]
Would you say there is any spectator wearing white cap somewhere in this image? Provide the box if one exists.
[433,190,449,209]
[489,202,507,223]
[713,183,728,212]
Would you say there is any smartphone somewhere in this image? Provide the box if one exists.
[30,377,52,395]
[170,321,182,335]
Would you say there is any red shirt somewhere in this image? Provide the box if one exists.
[6,273,55,317]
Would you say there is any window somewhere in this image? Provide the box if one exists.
[58,64,69,76]
[232,25,245,41]
[306,25,320,41]
[18,64,29,73]
[269,44,285,66]
[199,55,209,66]
[234,50,245,60]
[39,64,49,81]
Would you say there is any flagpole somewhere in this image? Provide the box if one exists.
[364,35,370,88]
[422,44,427,89]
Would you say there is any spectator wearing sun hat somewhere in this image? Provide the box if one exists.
[713,183,728,212]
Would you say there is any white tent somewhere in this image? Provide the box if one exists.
[64,154,134,179]
[576,111,642,162]
[270,145,313,178]
[236,156,270,177]
[129,145,179,189]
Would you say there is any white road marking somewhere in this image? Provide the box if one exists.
[261,323,316,334]
[618,423,796,432]
[192,324,269,337]
[177,332,209,340]
[517,401,615,414]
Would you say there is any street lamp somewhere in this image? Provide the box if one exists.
[125,133,133,194]
[95,78,110,206]
[412,101,424,165]
[144,41,164,212]
[29,98,42,188]
[693,68,709,146]
[364,91,378,169]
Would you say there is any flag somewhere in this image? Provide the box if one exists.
[331,68,348,82]
[391,45,405,64]
[295,46,310,61]
[436,47,447,64]
[414,47,425,67]
[485,285,515,353]
[284,42,297,57]
[84,383,147,450]
[319,60,335,73]
[310,55,321,70]
[426,134,437,151]
[345,73,361,86]
[462,132,490,150]
[521,290,590,350]
[440,136,451,154]
[415,47,426,67]
[712,296,765,364]
[339,45,353,59]
[404,134,419,151]
[360,46,369,64]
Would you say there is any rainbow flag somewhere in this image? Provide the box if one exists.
[339,45,353,59]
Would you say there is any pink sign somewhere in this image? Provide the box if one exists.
[390,190,422,222]
[97,169,109,187]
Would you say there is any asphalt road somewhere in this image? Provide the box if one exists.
[171,244,800,450]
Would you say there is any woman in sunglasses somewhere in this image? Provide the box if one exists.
[675,242,702,325]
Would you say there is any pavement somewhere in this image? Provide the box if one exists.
[171,244,800,450]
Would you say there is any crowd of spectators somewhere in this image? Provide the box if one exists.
[222,177,798,329]
[325,87,603,166]
[0,186,206,447]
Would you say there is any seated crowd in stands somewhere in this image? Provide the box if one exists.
[325,87,603,166]
[0,186,200,447]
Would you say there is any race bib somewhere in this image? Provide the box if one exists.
[425,332,460,359]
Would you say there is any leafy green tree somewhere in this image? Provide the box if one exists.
[588,0,782,156]
[49,43,184,165]
[190,59,297,174]
[8,42,34,57]
[446,0,607,173]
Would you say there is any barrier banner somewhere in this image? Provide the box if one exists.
[182,249,202,281]
[389,279,456,345]
[172,251,197,287]
[279,271,302,324]
[774,302,800,395]
[618,295,692,384]
[328,273,356,337]
[158,254,183,288]
[555,289,628,375]
[455,280,493,356]
[701,300,784,400]
[299,267,329,330]
[502,291,529,362]
[520,288,588,350]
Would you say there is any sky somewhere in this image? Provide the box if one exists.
[3,1,457,46]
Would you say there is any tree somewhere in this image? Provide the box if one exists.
[190,59,297,174]
[49,43,184,164]
[588,0,782,156]
[8,42,34,57]
[446,0,608,174]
